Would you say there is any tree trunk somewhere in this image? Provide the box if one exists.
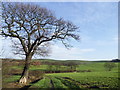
[19,55,32,84]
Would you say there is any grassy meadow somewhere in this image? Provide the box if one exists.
[2,59,119,89]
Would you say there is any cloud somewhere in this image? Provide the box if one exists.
[49,44,95,60]
[74,2,117,27]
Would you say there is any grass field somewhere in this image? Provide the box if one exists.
[2,59,119,89]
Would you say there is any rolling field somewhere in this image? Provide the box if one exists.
[2,59,119,89]
[46,72,119,88]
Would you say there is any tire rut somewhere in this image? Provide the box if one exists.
[46,76,55,89]
[50,79,54,89]
[55,77,80,89]
[62,77,89,88]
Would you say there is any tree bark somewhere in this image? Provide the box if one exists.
[19,54,32,84]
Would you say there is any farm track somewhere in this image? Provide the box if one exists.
[55,77,81,89]
[21,76,99,89]
[25,76,81,89]
[10,75,119,89]
[61,77,90,88]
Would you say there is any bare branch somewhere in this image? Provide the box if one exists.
[1,2,80,57]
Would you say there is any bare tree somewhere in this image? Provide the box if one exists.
[1,2,80,84]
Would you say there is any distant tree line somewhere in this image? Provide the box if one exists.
[42,61,80,73]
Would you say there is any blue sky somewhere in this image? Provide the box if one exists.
[0,2,118,60]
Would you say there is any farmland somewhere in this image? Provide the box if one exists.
[2,59,119,89]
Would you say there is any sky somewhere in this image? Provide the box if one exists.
[0,1,118,61]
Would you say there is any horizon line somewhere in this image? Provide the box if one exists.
[0,58,118,61]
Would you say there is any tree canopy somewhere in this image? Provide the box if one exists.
[1,2,80,57]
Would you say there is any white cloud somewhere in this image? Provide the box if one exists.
[49,44,95,60]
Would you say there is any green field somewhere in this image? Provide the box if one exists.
[2,59,119,89]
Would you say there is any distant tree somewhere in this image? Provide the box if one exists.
[104,62,116,71]
[1,2,80,84]
[65,61,79,71]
